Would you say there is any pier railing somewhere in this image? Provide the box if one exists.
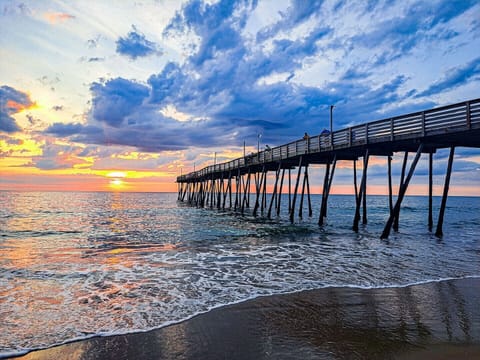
[177,98,480,182]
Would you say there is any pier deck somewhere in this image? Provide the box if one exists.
[176,98,480,238]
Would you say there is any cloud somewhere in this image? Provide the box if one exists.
[416,56,480,97]
[79,56,105,62]
[1,2,30,16]
[0,134,23,145]
[86,35,102,49]
[256,0,325,42]
[45,122,86,136]
[0,85,35,133]
[88,57,104,62]
[116,26,160,59]
[44,12,75,24]
[90,77,150,127]
[26,143,88,170]
[45,0,480,155]
[351,0,478,62]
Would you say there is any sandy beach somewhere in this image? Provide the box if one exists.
[12,277,480,360]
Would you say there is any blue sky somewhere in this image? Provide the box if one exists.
[1,0,479,193]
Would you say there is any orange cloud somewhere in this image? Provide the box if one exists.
[44,12,75,24]
[6,99,35,113]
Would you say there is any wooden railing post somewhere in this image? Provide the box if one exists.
[390,118,394,141]
[466,101,471,129]
[421,111,425,136]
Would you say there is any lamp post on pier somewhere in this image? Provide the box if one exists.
[330,105,334,148]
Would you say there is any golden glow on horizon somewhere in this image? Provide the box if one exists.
[106,171,127,178]
[0,128,478,194]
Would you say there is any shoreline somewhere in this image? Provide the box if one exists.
[9,277,480,359]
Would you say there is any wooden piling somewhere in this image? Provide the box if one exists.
[428,152,433,232]
[289,157,303,223]
[261,167,267,215]
[362,156,367,224]
[268,163,282,218]
[288,169,292,213]
[353,150,369,232]
[299,164,308,219]
[253,166,265,217]
[394,151,409,231]
[387,155,393,214]
[324,156,337,218]
[306,165,312,217]
[381,144,424,239]
[353,159,358,203]
[319,162,330,225]
[319,156,336,225]
[435,147,455,237]
[241,168,251,214]
[277,168,286,216]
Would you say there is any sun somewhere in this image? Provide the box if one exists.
[107,171,127,178]
[106,171,127,190]
[110,178,124,187]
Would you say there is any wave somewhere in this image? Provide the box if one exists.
[2,275,479,359]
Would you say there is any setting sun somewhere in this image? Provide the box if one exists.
[110,178,123,186]
[107,171,127,178]
[106,171,127,190]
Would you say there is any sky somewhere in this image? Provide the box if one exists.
[1,0,479,194]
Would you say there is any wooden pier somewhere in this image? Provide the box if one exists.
[176,98,480,238]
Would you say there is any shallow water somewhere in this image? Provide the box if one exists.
[0,191,479,356]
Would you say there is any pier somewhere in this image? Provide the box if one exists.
[176,98,480,238]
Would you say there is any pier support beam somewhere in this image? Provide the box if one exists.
[261,167,268,215]
[394,151,409,231]
[353,150,369,232]
[381,143,424,239]
[276,168,286,216]
[362,157,368,224]
[306,165,312,217]
[268,163,282,218]
[428,152,433,232]
[289,157,303,223]
[288,169,292,213]
[387,155,393,214]
[299,164,309,219]
[253,166,266,217]
[319,156,337,225]
[241,169,251,215]
[435,147,455,238]
[234,169,240,210]
[319,162,330,225]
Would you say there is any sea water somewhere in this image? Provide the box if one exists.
[0,191,479,356]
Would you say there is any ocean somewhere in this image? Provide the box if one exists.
[0,191,479,357]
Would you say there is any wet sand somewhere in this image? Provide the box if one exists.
[13,277,480,359]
